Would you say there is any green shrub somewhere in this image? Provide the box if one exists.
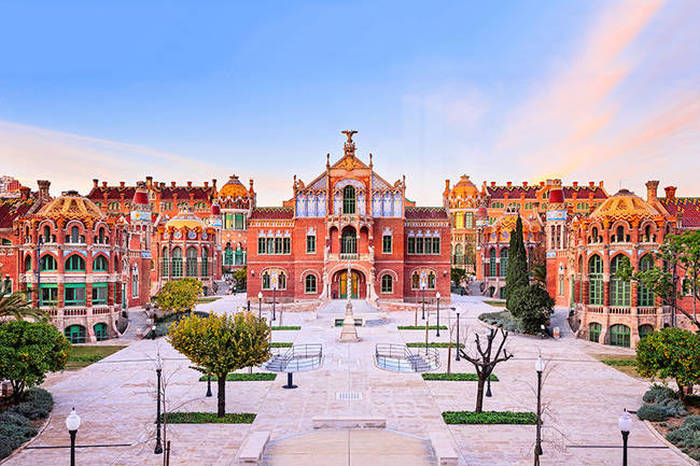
[397,325,448,330]
[666,416,700,461]
[422,373,498,381]
[406,342,464,349]
[642,384,677,404]
[8,388,53,420]
[636,403,669,422]
[0,405,43,460]
[163,412,256,424]
[658,398,688,418]
[507,285,553,334]
[271,326,301,331]
[478,311,521,333]
[442,410,536,425]
[270,342,293,348]
[199,373,276,382]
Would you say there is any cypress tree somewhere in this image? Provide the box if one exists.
[505,215,529,310]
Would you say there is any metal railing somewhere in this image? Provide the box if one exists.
[263,344,323,373]
[375,343,439,373]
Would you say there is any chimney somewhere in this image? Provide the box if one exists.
[212,179,217,189]
[93,179,98,188]
[572,181,578,188]
[187,181,192,188]
[539,181,545,187]
[102,181,108,187]
[599,181,604,188]
[37,180,50,200]
[664,186,677,200]
[490,181,496,187]
[506,181,512,187]
[445,179,450,192]
[204,181,209,188]
[589,181,595,188]
[171,181,176,187]
[19,186,30,200]
[249,179,255,194]
[146,176,153,188]
[645,180,659,203]
[120,181,125,188]
[522,181,528,187]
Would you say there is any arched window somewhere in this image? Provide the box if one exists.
[262,271,270,289]
[92,255,108,271]
[67,225,83,243]
[43,225,53,243]
[341,229,357,254]
[411,272,420,290]
[427,271,436,289]
[65,254,85,271]
[94,323,108,341]
[64,325,86,344]
[609,324,630,347]
[201,247,209,277]
[171,247,183,277]
[97,227,105,244]
[638,255,655,306]
[489,248,497,277]
[161,247,169,276]
[588,255,603,305]
[40,254,57,271]
[278,272,287,289]
[235,243,244,265]
[614,225,625,243]
[589,322,602,342]
[186,247,198,277]
[643,225,653,243]
[610,255,631,306]
[499,248,508,277]
[381,274,393,293]
[224,243,233,266]
[24,254,32,272]
[305,274,317,293]
[343,186,356,214]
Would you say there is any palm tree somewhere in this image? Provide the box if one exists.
[0,293,47,321]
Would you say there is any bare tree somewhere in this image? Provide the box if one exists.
[459,327,513,413]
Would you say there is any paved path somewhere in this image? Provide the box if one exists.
[4,294,690,465]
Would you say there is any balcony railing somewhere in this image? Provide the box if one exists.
[637,306,658,315]
[588,306,604,313]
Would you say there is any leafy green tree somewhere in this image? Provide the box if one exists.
[616,230,700,332]
[0,293,47,321]
[0,320,70,400]
[509,284,554,334]
[505,215,529,310]
[232,266,247,291]
[154,278,203,317]
[451,267,467,287]
[168,312,271,417]
[636,328,700,400]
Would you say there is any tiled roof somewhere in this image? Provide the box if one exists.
[404,207,448,220]
[0,198,39,228]
[87,185,214,201]
[486,186,538,199]
[250,207,294,220]
[661,197,700,228]
[563,186,608,199]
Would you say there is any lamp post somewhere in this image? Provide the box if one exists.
[424,301,430,355]
[534,357,544,464]
[65,407,80,466]
[206,374,212,397]
[618,409,632,466]
[486,374,492,397]
[421,282,426,319]
[272,284,277,321]
[257,291,262,319]
[454,308,460,361]
[151,324,156,340]
[435,291,441,337]
[154,356,163,455]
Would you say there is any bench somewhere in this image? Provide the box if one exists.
[312,417,386,429]
[237,431,270,465]
[429,432,458,466]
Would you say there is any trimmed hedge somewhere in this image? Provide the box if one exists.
[271,326,301,331]
[398,325,448,330]
[163,412,255,424]
[270,342,293,348]
[406,342,464,349]
[0,388,53,460]
[199,373,277,382]
[601,359,636,367]
[442,410,536,425]
[422,373,498,382]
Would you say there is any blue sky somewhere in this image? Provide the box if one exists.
[1,0,698,204]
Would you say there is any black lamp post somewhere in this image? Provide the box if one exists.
[65,407,80,466]
[421,283,426,319]
[272,284,277,321]
[435,291,441,337]
[257,291,262,319]
[486,375,492,397]
[534,357,544,463]
[206,374,212,397]
[424,303,430,355]
[618,409,632,466]
[151,324,156,340]
[154,356,163,455]
[454,308,460,361]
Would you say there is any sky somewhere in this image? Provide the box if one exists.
[0,0,698,205]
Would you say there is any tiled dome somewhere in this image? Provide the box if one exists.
[590,189,660,222]
[166,208,205,230]
[218,174,250,198]
[37,191,104,221]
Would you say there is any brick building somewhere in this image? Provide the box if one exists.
[247,131,451,306]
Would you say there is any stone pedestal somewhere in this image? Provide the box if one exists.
[338,300,360,342]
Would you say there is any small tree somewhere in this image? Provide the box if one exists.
[154,278,203,317]
[0,320,70,400]
[451,267,466,287]
[0,293,47,321]
[459,327,513,412]
[232,267,247,291]
[505,215,529,310]
[168,312,271,417]
[509,285,554,334]
[636,328,700,400]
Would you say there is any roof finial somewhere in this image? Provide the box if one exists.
[342,130,357,143]
[341,130,357,158]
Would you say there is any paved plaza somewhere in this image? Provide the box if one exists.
[3,294,691,465]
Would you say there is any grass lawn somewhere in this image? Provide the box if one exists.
[442,410,536,424]
[422,373,498,381]
[592,353,642,379]
[270,342,293,348]
[199,373,277,382]
[271,326,301,331]
[196,296,222,303]
[483,300,506,307]
[163,412,255,424]
[65,345,127,370]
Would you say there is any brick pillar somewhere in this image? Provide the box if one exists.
[630,281,638,308]
[107,282,114,306]
[85,283,93,307]
[603,280,610,306]
[58,283,65,307]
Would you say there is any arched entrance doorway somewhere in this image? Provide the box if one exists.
[332,269,366,299]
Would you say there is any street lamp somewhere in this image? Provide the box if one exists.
[454,308,460,361]
[257,291,262,319]
[421,282,426,319]
[272,284,277,321]
[65,407,80,466]
[206,374,212,397]
[618,409,632,466]
[534,356,544,462]
[151,324,156,340]
[154,355,163,455]
[435,292,441,337]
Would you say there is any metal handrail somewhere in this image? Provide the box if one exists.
[375,343,439,373]
[263,343,323,373]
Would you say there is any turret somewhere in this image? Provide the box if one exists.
[130,181,152,250]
